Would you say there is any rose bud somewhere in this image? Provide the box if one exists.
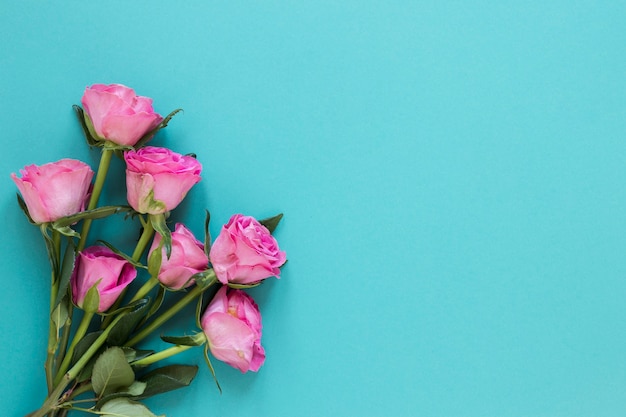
[71,246,137,313]
[210,214,286,285]
[11,159,94,224]
[124,146,202,215]
[81,83,163,147]
[201,286,265,373]
[148,223,208,290]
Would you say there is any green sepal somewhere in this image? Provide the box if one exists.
[259,213,283,234]
[73,105,99,147]
[149,213,171,259]
[135,364,198,400]
[133,108,183,150]
[51,224,79,238]
[203,344,222,394]
[53,238,76,308]
[98,240,147,270]
[228,282,261,289]
[161,332,206,347]
[147,240,163,277]
[99,398,160,417]
[82,280,102,314]
[52,205,132,228]
[40,225,59,276]
[192,269,217,290]
[106,299,151,346]
[204,209,212,258]
[16,193,36,225]
[92,346,136,396]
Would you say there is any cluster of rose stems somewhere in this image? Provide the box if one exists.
[35,149,208,417]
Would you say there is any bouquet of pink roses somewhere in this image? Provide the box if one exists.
[12,84,287,417]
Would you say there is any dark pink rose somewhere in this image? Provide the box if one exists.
[71,246,137,313]
[81,83,163,147]
[210,214,286,285]
[201,286,265,373]
[124,146,202,214]
[11,159,94,224]
[148,223,208,290]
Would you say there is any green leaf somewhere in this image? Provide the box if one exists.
[73,104,99,146]
[106,299,151,346]
[135,364,198,400]
[54,238,76,308]
[204,209,211,258]
[160,332,206,347]
[74,331,104,382]
[16,193,36,224]
[92,347,136,396]
[52,205,132,228]
[133,108,183,150]
[100,398,162,417]
[149,214,171,258]
[192,269,217,290]
[259,213,283,234]
[51,224,80,238]
[95,381,147,409]
[143,286,165,324]
[50,299,69,336]
[121,348,154,364]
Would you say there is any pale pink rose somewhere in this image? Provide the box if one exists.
[124,146,202,214]
[71,246,137,313]
[11,159,94,224]
[201,286,265,373]
[148,223,208,290]
[81,83,163,147]
[210,214,286,285]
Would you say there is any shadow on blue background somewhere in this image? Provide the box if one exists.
[1,2,625,416]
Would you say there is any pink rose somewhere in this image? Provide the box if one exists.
[201,286,265,373]
[148,223,209,290]
[210,214,286,285]
[71,246,137,313]
[124,146,202,214]
[11,159,94,224]
[81,83,163,147]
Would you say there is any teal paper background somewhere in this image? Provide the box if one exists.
[2,1,626,416]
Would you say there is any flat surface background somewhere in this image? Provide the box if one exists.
[1,2,625,416]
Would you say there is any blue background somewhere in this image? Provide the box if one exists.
[1,1,626,416]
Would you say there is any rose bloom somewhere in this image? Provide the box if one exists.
[11,159,94,224]
[201,286,265,373]
[124,146,202,214]
[81,83,163,147]
[148,223,208,290]
[71,246,137,313]
[210,214,286,285]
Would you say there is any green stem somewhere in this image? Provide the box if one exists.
[28,312,129,417]
[129,276,159,304]
[100,219,155,329]
[54,312,94,386]
[132,343,198,367]
[78,148,113,251]
[132,217,155,262]
[45,230,62,394]
[54,304,73,376]
[126,274,215,347]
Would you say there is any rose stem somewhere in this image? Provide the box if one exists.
[100,218,155,329]
[27,312,129,417]
[126,274,216,347]
[132,342,200,368]
[77,147,113,252]
[44,230,62,394]
[54,311,94,386]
